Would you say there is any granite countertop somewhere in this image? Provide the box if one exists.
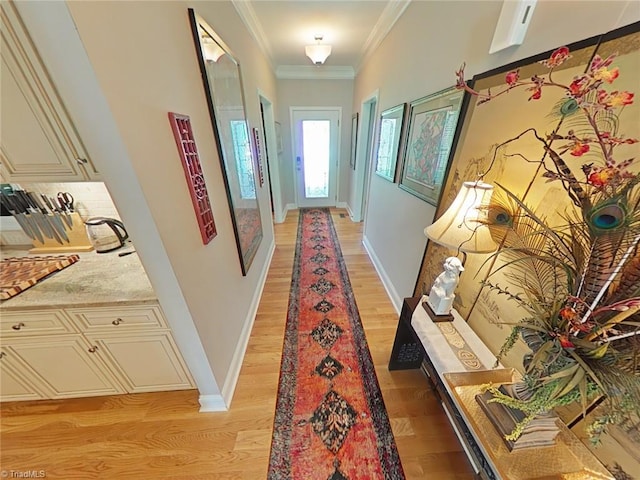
[0,247,157,310]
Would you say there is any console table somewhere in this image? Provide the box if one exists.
[388,297,613,480]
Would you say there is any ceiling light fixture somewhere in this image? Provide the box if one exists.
[201,36,225,63]
[305,35,332,65]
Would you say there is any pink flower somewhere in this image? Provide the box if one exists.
[570,142,590,156]
[588,168,614,187]
[594,67,619,84]
[541,46,571,68]
[598,90,634,108]
[589,53,616,72]
[568,76,588,98]
[455,63,467,90]
[528,86,542,100]
[608,91,634,107]
[559,306,578,322]
[505,70,519,86]
[559,335,575,349]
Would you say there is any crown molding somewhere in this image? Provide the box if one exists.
[231,0,274,65]
[276,65,355,80]
[356,0,412,72]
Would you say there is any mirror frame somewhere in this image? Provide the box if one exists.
[188,9,262,275]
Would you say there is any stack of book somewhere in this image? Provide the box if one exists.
[476,385,560,451]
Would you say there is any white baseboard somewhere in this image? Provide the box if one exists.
[198,394,227,412]
[362,234,402,315]
[219,239,276,408]
[344,203,355,221]
[275,202,295,223]
[274,208,286,224]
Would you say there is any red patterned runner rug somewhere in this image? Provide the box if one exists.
[268,208,404,480]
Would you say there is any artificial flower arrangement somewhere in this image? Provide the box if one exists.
[455,46,639,442]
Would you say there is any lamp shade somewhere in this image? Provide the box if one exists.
[305,44,332,65]
[424,181,497,253]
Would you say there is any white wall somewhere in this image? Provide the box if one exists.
[17,0,279,408]
[276,79,354,207]
[355,0,640,312]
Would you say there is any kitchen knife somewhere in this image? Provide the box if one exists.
[57,192,74,213]
[9,191,46,243]
[26,191,67,244]
[17,190,61,243]
[49,196,73,228]
[39,193,70,241]
[0,194,39,241]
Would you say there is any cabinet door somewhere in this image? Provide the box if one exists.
[0,2,99,182]
[7,335,124,399]
[0,349,47,402]
[85,332,195,393]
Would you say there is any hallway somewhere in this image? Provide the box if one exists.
[0,209,474,479]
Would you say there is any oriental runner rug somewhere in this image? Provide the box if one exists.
[268,208,404,480]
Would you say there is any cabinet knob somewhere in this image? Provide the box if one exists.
[88,346,99,353]
[11,322,25,331]
[76,157,88,165]
[112,318,124,326]
[0,352,6,359]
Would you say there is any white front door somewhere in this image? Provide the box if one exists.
[292,108,340,208]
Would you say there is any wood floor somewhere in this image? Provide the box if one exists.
[0,209,474,479]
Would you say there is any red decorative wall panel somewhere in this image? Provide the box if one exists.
[168,112,217,244]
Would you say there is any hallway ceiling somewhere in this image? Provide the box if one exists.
[231,0,412,79]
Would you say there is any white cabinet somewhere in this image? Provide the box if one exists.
[6,335,125,399]
[0,304,195,402]
[0,348,47,402]
[68,305,195,393]
[0,1,100,182]
[84,333,194,393]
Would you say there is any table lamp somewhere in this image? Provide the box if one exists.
[422,180,497,321]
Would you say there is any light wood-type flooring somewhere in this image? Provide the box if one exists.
[0,208,475,479]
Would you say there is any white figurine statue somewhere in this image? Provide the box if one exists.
[426,256,465,316]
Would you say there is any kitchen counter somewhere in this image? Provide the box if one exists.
[0,247,157,310]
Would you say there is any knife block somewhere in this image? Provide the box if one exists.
[29,212,94,254]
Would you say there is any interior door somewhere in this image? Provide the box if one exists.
[292,108,340,208]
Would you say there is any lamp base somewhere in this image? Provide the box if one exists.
[422,301,454,322]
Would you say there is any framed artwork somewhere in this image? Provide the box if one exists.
[350,113,358,170]
[188,9,262,275]
[168,112,217,244]
[412,22,640,476]
[374,103,407,182]
[251,127,264,187]
[399,87,466,205]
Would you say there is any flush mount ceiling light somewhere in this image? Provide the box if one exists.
[305,35,332,65]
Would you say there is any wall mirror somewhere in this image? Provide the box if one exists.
[188,9,262,275]
[374,103,406,182]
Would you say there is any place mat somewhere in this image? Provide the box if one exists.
[1,255,80,300]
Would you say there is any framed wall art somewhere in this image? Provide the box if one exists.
[168,112,217,244]
[188,9,262,276]
[412,22,640,478]
[398,87,466,205]
[374,103,407,182]
[251,127,265,187]
[350,113,358,170]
